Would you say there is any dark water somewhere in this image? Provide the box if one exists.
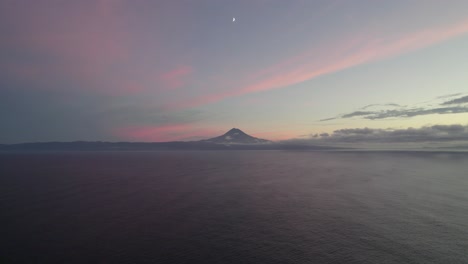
[1,151,468,264]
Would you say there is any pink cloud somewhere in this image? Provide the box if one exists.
[160,66,193,89]
[170,18,468,109]
[114,124,220,142]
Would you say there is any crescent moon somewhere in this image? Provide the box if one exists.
[233,17,236,22]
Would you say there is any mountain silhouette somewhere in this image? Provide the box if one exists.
[0,128,343,151]
[202,128,271,144]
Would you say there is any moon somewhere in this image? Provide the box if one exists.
[232,17,236,22]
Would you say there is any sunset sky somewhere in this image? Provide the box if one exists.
[1,0,468,143]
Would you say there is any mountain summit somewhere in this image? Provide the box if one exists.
[203,128,271,144]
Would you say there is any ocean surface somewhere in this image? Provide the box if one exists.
[1,151,467,263]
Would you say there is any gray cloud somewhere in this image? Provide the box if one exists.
[441,95,468,105]
[319,117,337,122]
[305,124,468,143]
[437,93,462,99]
[361,103,400,110]
[331,125,468,142]
[366,106,468,119]
[320,93,468,121]
[321,106,468,121]
[341,111,374,118]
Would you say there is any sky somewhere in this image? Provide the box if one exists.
[1,0,468,144]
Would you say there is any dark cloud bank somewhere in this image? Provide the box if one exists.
[305,124,468,143]
[283,124,468,151]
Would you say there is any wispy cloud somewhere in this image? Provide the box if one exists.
[361,103,401,110]
[441,95,468,105]
[436,93,462,99]
[173,18,468,109]
[160,66,193,89]
[321,93,468,121]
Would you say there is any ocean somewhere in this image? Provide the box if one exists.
[1,151,467,263]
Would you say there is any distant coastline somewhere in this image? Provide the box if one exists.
[0,140,341,151]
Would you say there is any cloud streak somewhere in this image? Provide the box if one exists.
[173,18,468,109]
[441,95,468,105]
[160,66,193,90]
[321,94,468,121]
